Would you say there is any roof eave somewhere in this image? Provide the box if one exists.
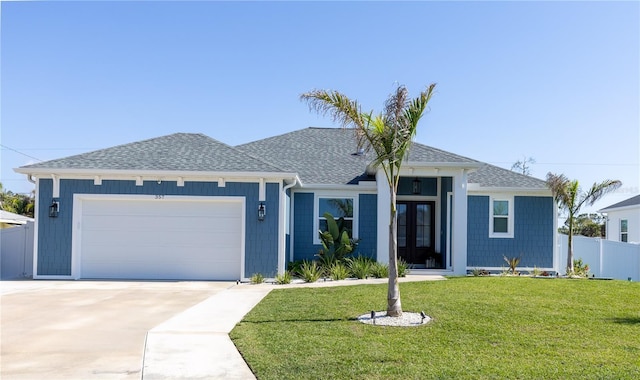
[14,167,299,181]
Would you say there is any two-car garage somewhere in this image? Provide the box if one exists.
[73,195,244,281]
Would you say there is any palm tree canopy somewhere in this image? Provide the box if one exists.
[301,84,436,188]
[546,173,622,215]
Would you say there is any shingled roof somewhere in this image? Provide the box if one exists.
[17,133,287,174]
[16,128,549,190]
[238,127,547,189]
[599,194,640,212]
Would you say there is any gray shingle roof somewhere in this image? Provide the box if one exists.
[17,128,549,190]
[18,133,286,173]
[469,164,548,189]
[236,128,375,185]
[599,194,640,211]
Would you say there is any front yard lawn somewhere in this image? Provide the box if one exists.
[230,277,640,379]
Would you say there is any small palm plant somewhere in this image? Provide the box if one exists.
[503,256,521,275]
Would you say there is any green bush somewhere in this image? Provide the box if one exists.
[275,271,292,285]
[569,258,590,277]
[250,273,265,284]
[348,256,374,279]
[297,260,322,283]
[397,258,411,277]
[328,261,350,281]
[370,262,389,278]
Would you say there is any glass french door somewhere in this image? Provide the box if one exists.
[397,201,436,267]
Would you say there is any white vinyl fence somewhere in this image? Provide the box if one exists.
[1,221,34,279]
[557,234,640,281]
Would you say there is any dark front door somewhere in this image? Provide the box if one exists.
[397,201,436,267]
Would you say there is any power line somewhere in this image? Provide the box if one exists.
[0,144,43,162]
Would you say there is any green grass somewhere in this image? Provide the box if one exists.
[230,277,640,379]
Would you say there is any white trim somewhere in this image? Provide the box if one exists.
[313,192,359,245]
[136,176,143,186]
[94,176,102,185]
[51,174,60,198]
[298,182,377,192]
[465,266,555,272]
[218,178,225,187]
[32,179,40,279]
[70,194,246,280]
[446,191,453,270]
[489,195,514,238]
[177,177,184,187]
[468,185,551,196]
[259,178,266,202]
[15,167,298,179]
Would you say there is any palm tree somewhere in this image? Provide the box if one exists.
[301,84,436,316]
[546,173,621,274]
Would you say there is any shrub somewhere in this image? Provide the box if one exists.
[328,261,350,281]
[529,266,542,277]
[287,260,305,275]
[397,258,411,277]
[569,258,590,277]
[297,260,322,283]
[275,271,292,285]
[250,273,265,284]
[370,262,389,278]
[317,212,359,265]
[503,255,521,275]
[471,268,485,277]
[348,256,374,279]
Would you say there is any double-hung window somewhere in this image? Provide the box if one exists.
[314,196,357,244]
[620,219,628,242]
[489,196,514,238]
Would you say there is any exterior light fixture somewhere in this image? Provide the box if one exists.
[412,178,422,194]
[49,200,59,218]
[258,202,266,221]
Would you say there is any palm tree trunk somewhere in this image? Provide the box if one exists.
[567,215,574,274]
[387,185,402,317]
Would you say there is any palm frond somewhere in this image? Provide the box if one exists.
[583,179,622,207]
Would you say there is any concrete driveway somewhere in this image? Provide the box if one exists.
[1,280,233,380]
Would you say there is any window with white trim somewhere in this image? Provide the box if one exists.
[620,219,628,242]
[489,196,514,238]
[314,196,358,244]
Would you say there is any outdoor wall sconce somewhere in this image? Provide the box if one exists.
[412,178,422,194]
[49,200,59,218]
[258,202,266,221]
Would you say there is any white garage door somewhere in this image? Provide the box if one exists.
[77,197,243,280]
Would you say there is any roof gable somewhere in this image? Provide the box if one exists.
[18,133,286,174]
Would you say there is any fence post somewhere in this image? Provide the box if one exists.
[598,238,603,278]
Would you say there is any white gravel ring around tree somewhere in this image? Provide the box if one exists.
[357,311,431,327]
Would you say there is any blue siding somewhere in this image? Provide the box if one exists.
[467,195,554,268]
[398,177,437,196]
[357,194,377,259]
[293,192,318,261]
[36,178,280,277]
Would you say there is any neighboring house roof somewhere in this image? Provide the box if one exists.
[16,133,287,174]
[0,210,34,225]
[15,127,549,190]
[599,194,640,212]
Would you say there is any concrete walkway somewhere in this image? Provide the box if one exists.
[141,274,445,379]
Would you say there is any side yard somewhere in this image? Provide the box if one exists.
[231,277,640,380]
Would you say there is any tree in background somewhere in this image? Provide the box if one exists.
[0,182,35,218]
[558,213,606,238]
[511,156,536,176]
[301,84,436,316]
[546,173,621,274]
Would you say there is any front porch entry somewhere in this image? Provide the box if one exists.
[397,200,442,269]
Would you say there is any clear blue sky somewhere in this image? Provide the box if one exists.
[2,1,638,213]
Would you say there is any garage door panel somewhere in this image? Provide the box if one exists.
[78,198,243,280]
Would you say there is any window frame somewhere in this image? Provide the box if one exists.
[620,219,628,243]
[489,195,514,238]
[313,193,359,245]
